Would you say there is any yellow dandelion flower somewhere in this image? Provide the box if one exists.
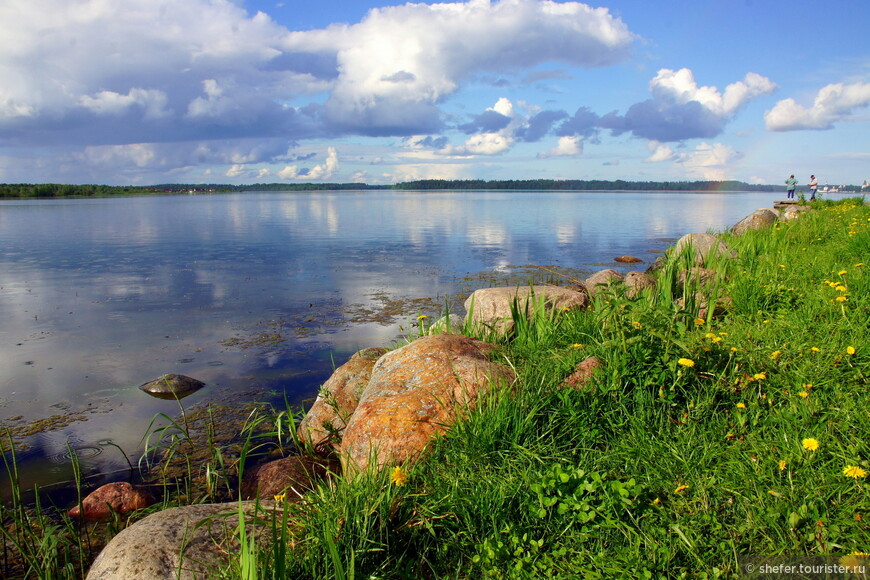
[843,465,868,479]
[753,372,767,380]
[632,321,642,329]
[390,466,409,487]
[838,270,848,276]
[711,336,722,343]
[770,350,782,360]
[674,484,690,494]
[803,383,813,389]
[802,438,820,451]
[417,314,428,320]
[693,318,705,325]
[836,285,848,292]
[705,332,717,339]
[719,332,728,336]
[651,497,661,506]
[811,347,820,352]
[856,263,865,267]
[736,402,746,409]
[836,295,848,302]
[846,346,856,355]
[677,358,695,368]
[763,319,771,324]
[799,391,809,398]
[730,347,738,352]
[778,460,787,471]
[273,493,286,502]
[571,343,583,348]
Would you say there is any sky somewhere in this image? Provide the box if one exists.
[1,0,869,186]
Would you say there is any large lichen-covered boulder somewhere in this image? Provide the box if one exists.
[296,347,387,450]
[584,269,624,297]
[138,374,205,400]
[86,502,275,580]
[731,208,779,236]
[672,233,738,267]
[464,285,589,335]
[340,334,514,473]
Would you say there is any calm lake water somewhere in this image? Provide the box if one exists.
[0,189,788,492]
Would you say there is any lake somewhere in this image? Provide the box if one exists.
[0,189,789,492]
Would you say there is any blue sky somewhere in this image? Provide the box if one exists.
[1,0,868,186]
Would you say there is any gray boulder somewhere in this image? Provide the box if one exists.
[464,285,589,335]
[584,269,623,297]
[624,271,657,298]
[87,502,275,579]
[673,233,738,267]
[731,208,779,236]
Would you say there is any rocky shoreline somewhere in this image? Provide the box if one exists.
[83,202,811,579]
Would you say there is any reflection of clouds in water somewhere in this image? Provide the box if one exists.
[554,223,577,245]
[466,223,509,247]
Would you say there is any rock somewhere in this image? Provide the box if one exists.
[677,267,720,289]
[584,269,623,297]
[86,502,274,580]
[561,356,604,391]
[297,347,387,451]
[340,334,514,473]
[241,455,339,500]
[614,255,643,263]
[138,374,205,400]
[731,208,779,236]
[624,271,657,298]
[673,233,738,267]
[781,205,810,220]
[68,482,155,521]
[428,313,465,335]
[464,285,589,335]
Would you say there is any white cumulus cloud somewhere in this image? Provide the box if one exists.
[645,141,675,163]
[279,147,339,180]
[674,142,742,180]
[539,136,583,158]
[765,82,870,131]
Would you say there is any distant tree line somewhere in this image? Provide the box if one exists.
[2,179,863,199]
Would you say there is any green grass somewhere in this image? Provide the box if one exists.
[2,197,868,578]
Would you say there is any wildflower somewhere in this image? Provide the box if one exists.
[731,347,738,353]
[736,402,746,409]
[799,391,809,398]
[770,350,782,360]
[838,270,848,276]
[856,263,865,267]
[763,319,771,324]
[674,484,689,494]
[753,372,767,380]
[803,383,813,389]
[802,438,820,451]
[417,314,428,320]
[711,336,722,343]
[677,358,695,368]
[843,465,868,479]
[811,347,820,352]
[778,460,787,471]
[705,332,716,339]
[391,466,409,486]
[836,295,848,302]
[693,318,705,325]
[632,321,642,329]
[571,343,583,348]
[846,346,856,355]
[836,285,847,292]
[651,497,661,507]
[273,493,286,502]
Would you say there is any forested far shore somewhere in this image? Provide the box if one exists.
[1,179,864,198]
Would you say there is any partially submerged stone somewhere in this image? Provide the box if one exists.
[138,374,205,400]
[614,255,643,263]
[68,482,154,521]
[340,334,514,473]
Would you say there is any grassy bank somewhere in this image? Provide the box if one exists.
[3,198,868,578]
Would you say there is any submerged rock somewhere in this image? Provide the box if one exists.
[138,374,205,400]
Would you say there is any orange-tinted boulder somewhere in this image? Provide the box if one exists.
[69,482,154,521]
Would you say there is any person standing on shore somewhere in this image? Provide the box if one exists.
[785,174,798,199]
[809,175,818,200]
